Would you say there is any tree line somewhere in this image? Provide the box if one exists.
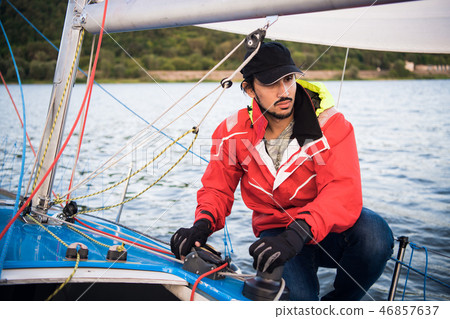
[1,0,449,82]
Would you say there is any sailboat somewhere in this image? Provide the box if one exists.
[1,0,449,301]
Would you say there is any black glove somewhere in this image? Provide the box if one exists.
[249,219,311,273]
[170,219,211,259]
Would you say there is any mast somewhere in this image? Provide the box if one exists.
[32,0,88,215]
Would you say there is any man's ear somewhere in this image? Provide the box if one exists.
[242,81,256,98]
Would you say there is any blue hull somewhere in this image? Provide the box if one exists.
[0,204,249,301]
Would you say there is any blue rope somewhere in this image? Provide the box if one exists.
[400,242,430,301]
[5,0,58,51]
[6,0,209,164]
[92,79,209,164]
[0,15,28,276]
[423,246,429,300]
[222,222,234,258]
[410,243,429,301]
[401,246,414,300]
[5,0,234,254]
[7,143,21,189]
[0,137,10,187]
[390,257,450,290]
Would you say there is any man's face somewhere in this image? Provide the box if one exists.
[248,74,297,120]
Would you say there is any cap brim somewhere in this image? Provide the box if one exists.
[255,65,303,85]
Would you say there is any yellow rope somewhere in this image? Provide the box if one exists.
[117,242,125,252]
[75,129,199,215]
[32,30,85,192]
[46,252,80,301]
[27,215,80,301]
[28,215,69,248]
[55,127,196,205]
[66,223,109,248]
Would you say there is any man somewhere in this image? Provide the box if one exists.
[171,42,393,300]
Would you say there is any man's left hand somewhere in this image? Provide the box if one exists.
[249,220,311,273]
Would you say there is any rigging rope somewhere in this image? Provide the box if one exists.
[0,71,64,208]
[401,242,430,301]
[0,71,35,156]
[74,217,173,256]
[66,223,109,249]
[26,214,80,301]
[190,262,229,301]
[55,25,268,209]
[52,30,266,263]
[58,28,256,200]
[58,85,220,201]
[336,47,350,108]
[5,0,208,166]
[0,17,27,276]
[68,34,97,201]
[54,127,197,205]
[75,216,170,251]
[0,0,109,242]
[73,128,199,214]
[31,29,85,193]
[389,257,450,290]
[46,252,80,301]
[32,210,181,263]
[0,0,450,302]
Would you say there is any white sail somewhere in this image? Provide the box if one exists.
[199,0,450,53]
[83,0,449,54]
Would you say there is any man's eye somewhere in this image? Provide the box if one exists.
[285,75,294,82]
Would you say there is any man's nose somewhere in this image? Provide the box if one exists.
[277,81,290,97]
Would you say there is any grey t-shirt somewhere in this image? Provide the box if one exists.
[264,120,294,171]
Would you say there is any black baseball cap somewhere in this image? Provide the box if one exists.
[241,42,302,85]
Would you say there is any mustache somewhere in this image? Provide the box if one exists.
[274,97,293,106]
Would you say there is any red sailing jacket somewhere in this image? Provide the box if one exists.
[195,80,362,243]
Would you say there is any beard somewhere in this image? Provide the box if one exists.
[255,96,294,120]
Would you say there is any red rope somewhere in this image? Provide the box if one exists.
[67,33,101,200]
[0,0,109,242]
[190,262,228,301]
[74,217,173,255]
[67,44,95,201]
[0,71,36,156]
[1,71,64,207]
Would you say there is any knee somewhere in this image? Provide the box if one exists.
[347,207,394,260]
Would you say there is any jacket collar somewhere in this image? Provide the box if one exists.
[292,83,323,146]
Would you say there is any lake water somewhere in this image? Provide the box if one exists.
[1,79,449,301]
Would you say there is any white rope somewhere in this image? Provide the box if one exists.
[273,278,286,301]
[336,47,350,108]
[60,26,268,201]
[59,84,222,200]
[302,0,379,75]
[68,35,96,198]
[24,92,57,198]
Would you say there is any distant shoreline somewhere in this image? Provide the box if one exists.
[6,69,449,85]
[104,69,450,82]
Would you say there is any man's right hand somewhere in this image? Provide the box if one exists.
[170,219,211,260]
